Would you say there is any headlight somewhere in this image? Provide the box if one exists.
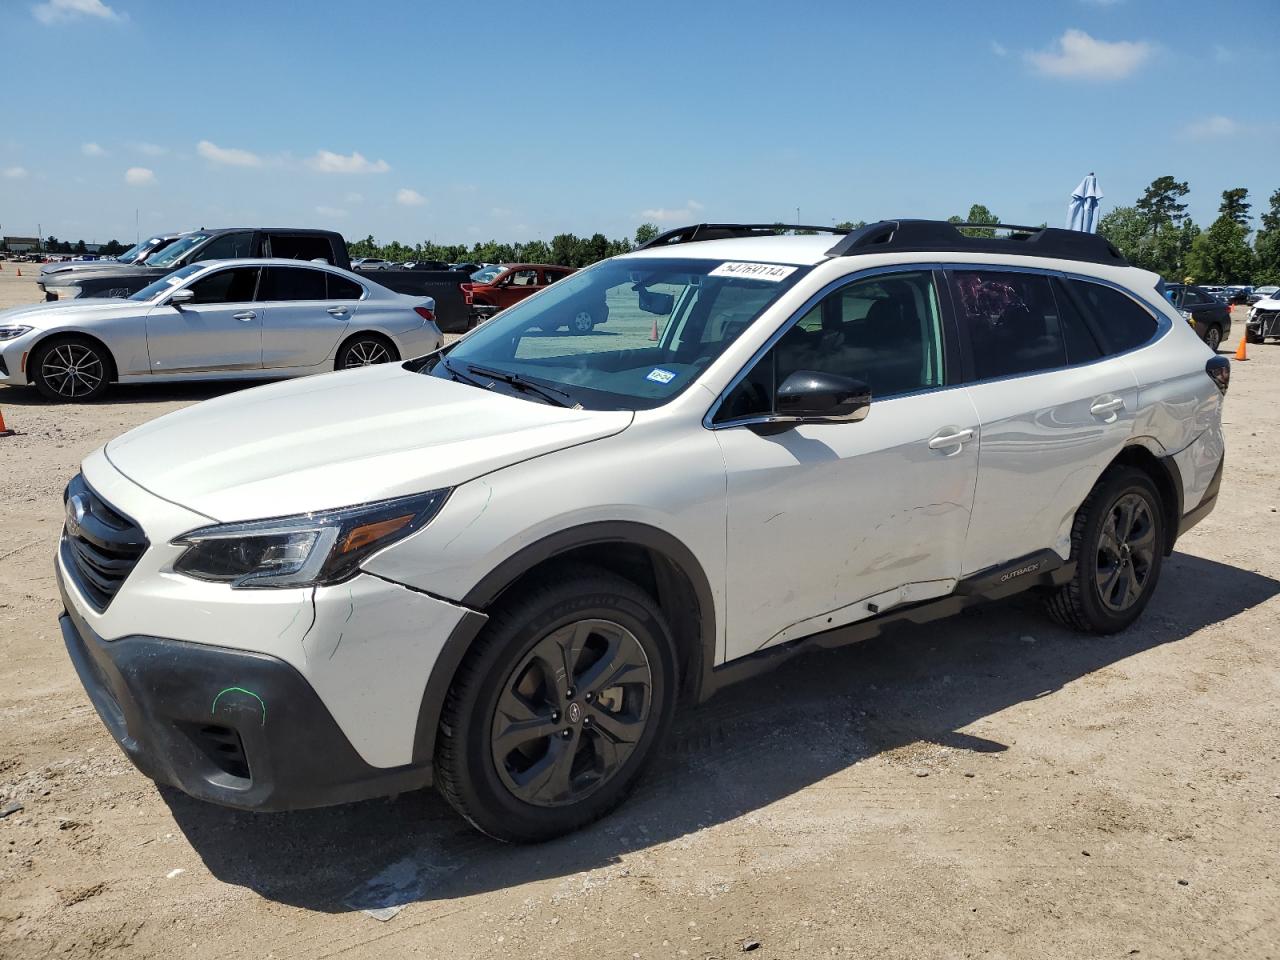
[46,285,81,300]
[0,325,32,341]
[172,490,449,588]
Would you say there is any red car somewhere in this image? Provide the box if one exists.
[465,263,594,329]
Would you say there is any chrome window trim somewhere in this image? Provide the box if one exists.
[703,262,953,430]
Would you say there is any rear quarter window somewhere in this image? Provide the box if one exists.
[270,234,337,263]
[1067,279,1159,354]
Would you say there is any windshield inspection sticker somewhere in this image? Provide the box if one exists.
[646,368,677,385]
[709,262,798,282]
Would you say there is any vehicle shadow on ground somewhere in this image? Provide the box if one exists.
[0,380,271,407]
[163,551,1279,915]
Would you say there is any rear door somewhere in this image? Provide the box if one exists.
[258,266,362,368]
[145,266,264,373]
[950,267,1139,575]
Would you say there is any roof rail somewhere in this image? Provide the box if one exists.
[636,222,848,250]
[824,219,1127,266]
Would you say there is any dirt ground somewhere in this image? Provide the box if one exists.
[0,266,1276,960]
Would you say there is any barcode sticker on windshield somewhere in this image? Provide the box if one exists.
[708,262,798,282]
[646,368,677,384]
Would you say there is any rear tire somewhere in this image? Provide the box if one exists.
[29,336,112,402]
[1046,467,1165,634]
[1204,325,1222,351]
[568,310,596,335]
[335,333,399,369]
[434,565,677,842]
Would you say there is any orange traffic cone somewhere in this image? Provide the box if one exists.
[649,317,659,341]
[0,407,11,436]
[1235,330,1249,362]
[15,268,20,277]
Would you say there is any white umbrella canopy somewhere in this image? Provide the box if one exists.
[1067,173,1104,232]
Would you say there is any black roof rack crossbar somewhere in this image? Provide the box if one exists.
[636,222,847,250]
[824,220,1127,266]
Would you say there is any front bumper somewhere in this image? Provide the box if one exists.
[59,579,433,811]
[0,331,39,386]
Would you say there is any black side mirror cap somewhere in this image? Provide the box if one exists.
[774,370,871,424]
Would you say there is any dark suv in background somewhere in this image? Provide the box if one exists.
[1164,283,1232,351]
[39,228,351,300]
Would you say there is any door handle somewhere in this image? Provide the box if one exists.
[233,311,256,321]
[327,307,348,317]
[1090,397,1124,417]
[927,428,974,450]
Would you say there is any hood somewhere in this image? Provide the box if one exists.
[43,263,162,285]
[1254,296,1280,310]
[103,363,633,521]
[0,297,136,327]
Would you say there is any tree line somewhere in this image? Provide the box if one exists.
[1097,177,1279,285]
[11,237,130,256]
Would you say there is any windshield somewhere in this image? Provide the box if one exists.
[128,263,204,301]
[145,233,207,267]
[114,241,142,263]
[470,267,504,283]
[429,257,809,410]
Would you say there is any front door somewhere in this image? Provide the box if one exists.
[713,268,979,661]
[145,266,263,373]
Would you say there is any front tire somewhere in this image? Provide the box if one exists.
[1046,467,1165,634]
[435,566,677,842]
[30,336,111,402]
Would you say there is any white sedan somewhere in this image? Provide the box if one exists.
[0,259,443,401]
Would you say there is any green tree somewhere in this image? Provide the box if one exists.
[634,223,659,246]
[74,240,87,254]
[1186,216,1254,284]
[1218,187,1251,227]
[1135,176,1190,228]
[958,204,999,237]
[834,220,866,231]
[1252,188,1280,283]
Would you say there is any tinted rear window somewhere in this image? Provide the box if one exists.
[260,266,328,301]
[949,270,1067,379]
[1067,279,1159,353]
[270,234,336,263]
[327,274,363,300]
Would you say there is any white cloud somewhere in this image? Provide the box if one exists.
[314,205,347,218]
[32,0,121,25]
[1183,115,1239,139]
[1025,29,1153,80]
[991,40,1008,57]
[344,192,364,204]
[306,149,390,174]
[133,141,168,156]
[2,166,28,179]
[640,199,704,224]
[81,141,105,157]
[490,206,513,217]
[196,139,262,168]
[396,188,426,206]
[124,166,155,185]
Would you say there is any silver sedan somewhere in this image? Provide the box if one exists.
[0,259,444,401]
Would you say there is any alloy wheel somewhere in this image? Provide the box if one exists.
[1205,326,1222,351]
[41,343,105,398]
[491,618,653,808]
[342,340,391,367]
[571,311,594,334]
[1094,492,1157,612]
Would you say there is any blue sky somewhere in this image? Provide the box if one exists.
[2,0,1276,246]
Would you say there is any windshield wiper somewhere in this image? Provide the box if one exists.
[463,363,576,407]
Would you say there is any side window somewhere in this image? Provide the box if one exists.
[949,270,1066,379]
[326,274,364,300]
[269,234,336,263]
[717,270,945,422]
[193,231,255,262]
[259,267,328,301]
[510,269,539,286]
[1067,279,1159,354]
[543,269,567,284]
[1050,278,1103,365]
[185,267,261,304]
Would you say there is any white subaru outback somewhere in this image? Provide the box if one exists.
[56,220,1228,842]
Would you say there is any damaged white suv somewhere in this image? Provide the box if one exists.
[57,220,1228,841]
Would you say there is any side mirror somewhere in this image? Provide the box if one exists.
[168,288,195,307]
[775,370,871,424]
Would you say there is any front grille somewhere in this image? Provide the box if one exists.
[62,474,148,612]
[1255,310,1279,337]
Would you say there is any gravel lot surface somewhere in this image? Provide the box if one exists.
[1,266,1277,959]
